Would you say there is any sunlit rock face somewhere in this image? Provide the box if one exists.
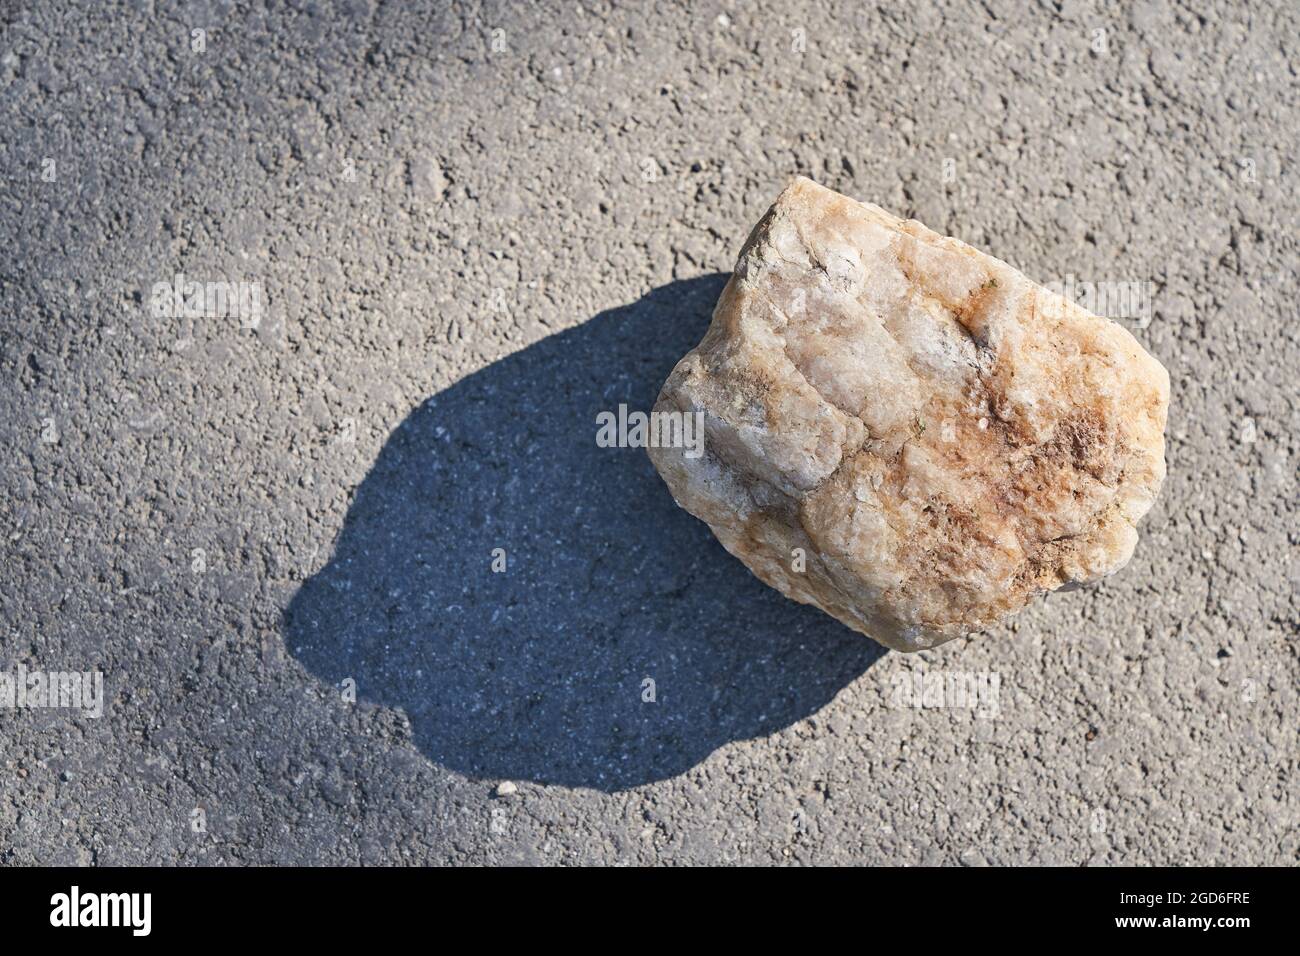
[648,178,1169,652]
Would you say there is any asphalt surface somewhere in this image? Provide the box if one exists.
[1,0,1296,865]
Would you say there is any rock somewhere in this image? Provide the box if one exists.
[494,781,518,797]
[647,178,1169,652]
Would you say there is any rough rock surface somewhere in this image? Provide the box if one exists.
[649,178,1170,651]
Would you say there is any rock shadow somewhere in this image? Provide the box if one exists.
[284,274,886,790]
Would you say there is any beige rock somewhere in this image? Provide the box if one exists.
[648,178,1169,652]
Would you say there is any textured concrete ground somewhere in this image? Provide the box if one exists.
[1,0,1296,864]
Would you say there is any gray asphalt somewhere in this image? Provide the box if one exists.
[1,0,1296,865]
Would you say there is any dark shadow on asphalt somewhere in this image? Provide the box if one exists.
[283,274,887,791]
